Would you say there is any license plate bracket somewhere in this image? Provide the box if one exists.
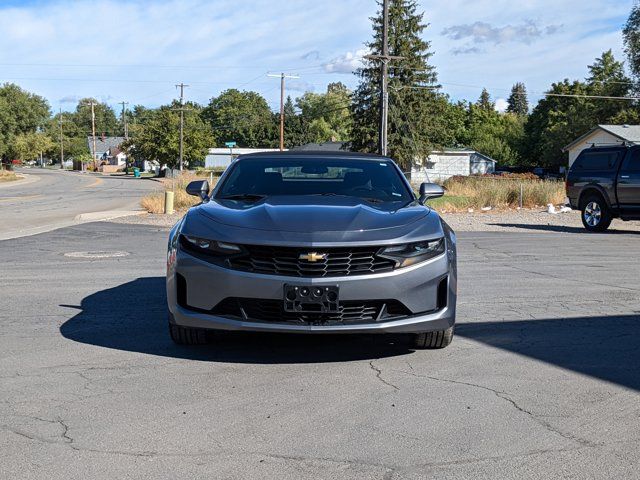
[284,284,339,313]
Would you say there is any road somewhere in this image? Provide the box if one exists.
[0,168,158,240]
[1,222,638,479]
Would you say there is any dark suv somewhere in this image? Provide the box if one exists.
[566,145,640,231]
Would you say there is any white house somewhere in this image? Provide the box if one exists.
[204,148,283,169]
[563,125,640,167]
[411,149,497,182]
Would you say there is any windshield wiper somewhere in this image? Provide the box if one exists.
[219,193,266,201]
[311,193,384,203]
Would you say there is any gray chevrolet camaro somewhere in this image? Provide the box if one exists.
[166,151,457,348]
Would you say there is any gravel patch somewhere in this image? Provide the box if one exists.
[109,208,640,233]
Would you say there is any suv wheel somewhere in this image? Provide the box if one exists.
[581,194,612,232]
[414,326,454,349]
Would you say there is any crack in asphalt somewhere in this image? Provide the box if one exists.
[369,361,400,391]
[398,367,597,448]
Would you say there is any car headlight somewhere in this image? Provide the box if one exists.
[379,238,445,267]
[180,235,242,256]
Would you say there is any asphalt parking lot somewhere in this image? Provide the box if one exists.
[1,222,639,479]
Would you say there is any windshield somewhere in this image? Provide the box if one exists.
[215,157,413,203]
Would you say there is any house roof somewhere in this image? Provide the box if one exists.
[430,149,497,163]
[563,125,640,151]
[87,136,125,155]
[291,141,348,151]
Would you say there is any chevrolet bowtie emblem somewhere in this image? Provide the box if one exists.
[299,252,327,262]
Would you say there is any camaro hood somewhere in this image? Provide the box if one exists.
[180,195,445,246]
[198,195,428,233]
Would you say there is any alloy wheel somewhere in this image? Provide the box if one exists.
[584,201,602,227]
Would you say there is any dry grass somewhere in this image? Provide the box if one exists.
[140,173,219,214]
[426,176,565,212]
[0,169,19,182]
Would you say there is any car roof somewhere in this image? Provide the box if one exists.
[236,151,393,162]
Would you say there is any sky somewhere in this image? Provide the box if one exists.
[0,0,633,114]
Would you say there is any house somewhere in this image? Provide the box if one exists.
[563,125,640,167]
[87,136,125,161]
[204,148,283,169]
[291,141,348,152]
[411,149,497,182]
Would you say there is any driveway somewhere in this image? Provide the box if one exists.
[0,169,158,240]
[0,223,638,479]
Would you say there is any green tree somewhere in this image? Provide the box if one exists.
[525,51,633,167]
[506,83,529,115]
[296,82,352,143]
[202,89,276,147]
[476,88,494,111]
[525,80,592,166]
[71,98,119,138]
[463,105,525,165]
[586,50,632,120]
[282,96,309,148]
[623,2,640,81]
[124,102,213,169]
[0,83,50,160]
[13,132,56,162]
[351,0,442,169]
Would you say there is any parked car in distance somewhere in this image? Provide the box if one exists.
[166,152,457,349]
[532,167,564,180]
[566,145,640,231]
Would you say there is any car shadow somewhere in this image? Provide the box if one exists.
[489,223,640,234]
[456,315,640,391]
[60,278,640,389]
[59,277,415,364]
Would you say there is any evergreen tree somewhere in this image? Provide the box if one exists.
[586,50,631,120]
[476,88,494,111]
[350,0,441,169]
[283,95,308,148]
[506,82,529,115]
[623,2,640,81]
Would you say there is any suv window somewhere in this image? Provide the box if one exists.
[620,148,640,173]
[574,150,621,170]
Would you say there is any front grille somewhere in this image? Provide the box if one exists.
[212,298,412,325]
[228,245,396,277]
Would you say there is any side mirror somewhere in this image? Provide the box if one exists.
[186,180,210,201]
[419,182,444,204]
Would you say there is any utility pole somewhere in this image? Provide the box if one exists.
[267,73,299,151]
[119,101,129,140]
[364,0,403,156]
[175,83,189,171]
[58,108,64,169]
[82,100,98,170]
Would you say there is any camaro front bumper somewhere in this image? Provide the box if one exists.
[167,247,456,334]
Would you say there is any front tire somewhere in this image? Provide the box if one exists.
[414,326,454,349]
[581,194,612,232]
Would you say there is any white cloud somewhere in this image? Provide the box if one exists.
[494,98,509,113]
[323,48,369,74]
[442,20,562,45]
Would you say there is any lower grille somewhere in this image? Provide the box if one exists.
[212,298,412,325]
